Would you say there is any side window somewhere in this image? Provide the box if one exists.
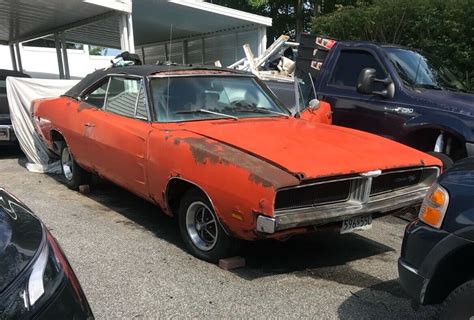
[329,50,386,88]
[135,85,148,119]
[104,77,148,120]
[84,80,109,108]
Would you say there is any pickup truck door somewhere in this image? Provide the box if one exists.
[82,76,151,198]
[317,48,408,140]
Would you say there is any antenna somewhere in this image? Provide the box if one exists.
[166,24,173,119]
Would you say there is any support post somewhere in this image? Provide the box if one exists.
[141,46,146,64]
[182,40,188,65]
[14,43,23,73]
[119,14,129,52]
[54,33,65,79]
[127,13,135,53]
[9,45,17,71]
[257,26,267,56]
[201,38,205,65]
[164,44,169,61]
[61,32,70,79]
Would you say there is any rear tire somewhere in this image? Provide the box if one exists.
[439,280,474,320]
[427,151,454,170]
[60,143,90,190]
[178,189,239,262]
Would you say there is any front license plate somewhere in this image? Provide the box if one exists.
[0,129,9,141]
[340,214,372,234]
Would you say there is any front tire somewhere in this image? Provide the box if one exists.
[440,280,474,320]
[60,144,90,190]
[178,189,239,262]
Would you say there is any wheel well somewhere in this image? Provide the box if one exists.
[165,179,207,216]
[50,130,65,154]
[425,244,474,304]
[401,128,467,161]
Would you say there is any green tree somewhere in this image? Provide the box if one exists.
[311,0,473,89]
[210,1,364,42]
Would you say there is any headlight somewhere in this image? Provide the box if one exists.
[21,229,63,310]
[419,183,450,228]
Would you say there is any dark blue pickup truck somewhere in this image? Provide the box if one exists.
[286,38,474,163]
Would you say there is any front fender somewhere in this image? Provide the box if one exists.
[404,113,473,142]
[147,129,299,240]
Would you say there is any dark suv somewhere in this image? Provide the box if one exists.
[0,69,30,144]
[398,157,474,319]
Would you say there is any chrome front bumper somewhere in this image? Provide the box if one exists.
[257,167,439,234]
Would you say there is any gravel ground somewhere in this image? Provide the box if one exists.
[0,147,440,319]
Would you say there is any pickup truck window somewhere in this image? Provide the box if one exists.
[384,47,465,92]
[105,77,147,120]
[329,50,386,88]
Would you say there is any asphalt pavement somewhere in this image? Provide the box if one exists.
[0,147,439,319]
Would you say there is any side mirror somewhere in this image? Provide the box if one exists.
[357,68,395,99]
[308,98,320,110]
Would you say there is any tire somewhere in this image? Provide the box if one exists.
[439,280,474,320]
[427,151,454,170]
[178,189,239,262]
[60,143,90,190]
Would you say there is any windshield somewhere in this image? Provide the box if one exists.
[384,47,466,91]
[150,76,289,122]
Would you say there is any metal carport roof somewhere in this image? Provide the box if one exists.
[0,0,271,78]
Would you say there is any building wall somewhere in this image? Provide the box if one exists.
[138,27,264,67]
[0,45,114,79]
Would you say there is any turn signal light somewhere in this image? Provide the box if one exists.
[430,189,446,207]
[419,184,449,229]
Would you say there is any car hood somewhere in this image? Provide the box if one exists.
[179,118,441,179]
[0,189,43,292]
[409,88,474,117]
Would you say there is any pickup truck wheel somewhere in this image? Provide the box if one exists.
[178,189,238,262]
[427,151,454,170]
[439,280,474,320]
[60,144,90,190]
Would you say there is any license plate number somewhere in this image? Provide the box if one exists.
[341,214,372,234]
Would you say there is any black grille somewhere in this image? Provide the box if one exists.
[370,170,422,195]
[275,180,351,210]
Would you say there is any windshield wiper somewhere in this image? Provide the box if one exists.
[175,109,238,120]
[234,106,289,118]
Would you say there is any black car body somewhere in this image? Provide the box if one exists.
[0,188,93,319]
[398,157,474,317]
[291,37,474,162]
[0,70,30,144]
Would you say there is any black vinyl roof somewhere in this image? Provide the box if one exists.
[64,64,251,98]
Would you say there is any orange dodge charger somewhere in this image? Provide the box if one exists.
[32,65,441,262]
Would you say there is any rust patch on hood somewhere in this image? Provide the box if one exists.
[77,102,94,112]
[176,136,299,189]
[249,173,272,188]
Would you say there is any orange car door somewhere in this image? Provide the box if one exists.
[67,79,110,170]
[85,76,152,198]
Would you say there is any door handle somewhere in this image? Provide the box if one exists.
[84,123,95,128]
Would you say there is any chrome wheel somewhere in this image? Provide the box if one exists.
[185,201,218,251]
[61,147,73,181]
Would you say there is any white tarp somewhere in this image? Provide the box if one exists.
[6,77,79,173]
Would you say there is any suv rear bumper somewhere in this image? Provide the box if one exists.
[0,124,17,143]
